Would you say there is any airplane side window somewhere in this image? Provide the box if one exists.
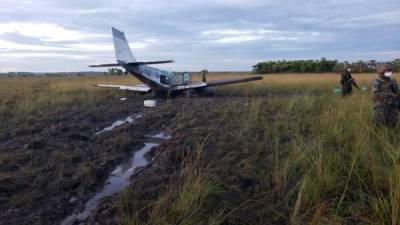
[160,75,169,84]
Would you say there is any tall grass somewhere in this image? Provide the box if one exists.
[116,73,400,225]
[2,73,398,224]
[259,92,400,224]
[118,145,224,225]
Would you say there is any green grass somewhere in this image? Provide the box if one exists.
[118,146,224,225]
[1,73,399,225]
[113,73,400,225]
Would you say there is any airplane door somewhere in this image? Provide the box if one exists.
[183,72,191,85]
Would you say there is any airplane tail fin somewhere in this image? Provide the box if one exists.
[88,27,175,68]
[112,27,136,64]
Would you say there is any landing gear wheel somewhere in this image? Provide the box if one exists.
[194,88,215,97]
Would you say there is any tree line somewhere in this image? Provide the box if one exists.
[253,58,400,74]
[0,69,126,77]
[0,71,101,77]
[107,68,124,75]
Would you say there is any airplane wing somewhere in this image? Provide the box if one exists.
[170,82,208,91]
[95,84,151,92]
[206,76,263,87]
[89,63,121,68]
[88,60,174,68]
[169,76,262,91]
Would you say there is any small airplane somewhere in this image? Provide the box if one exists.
[90,27,262,96]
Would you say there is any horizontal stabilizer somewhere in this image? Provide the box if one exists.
[126,60,174,66]
[95,84,151,92]
[89,60,174,68]
[206,76,263,87]
[89,63,121,68]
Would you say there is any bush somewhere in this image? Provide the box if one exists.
[253,58,400,74]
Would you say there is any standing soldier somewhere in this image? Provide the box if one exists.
[372,64,399,126]
[201,69,208,83]
[340,67,359,96]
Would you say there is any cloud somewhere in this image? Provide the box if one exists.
[214,35,264,43]
[353,50,400,59]
[332,12,400,28]
[0,39,69,51]
[0,0,399,72]
[202,29,253,35]
[0,52,88,59]
[66,43,148,51]
[202,28,328,44]
[0,22,105,42]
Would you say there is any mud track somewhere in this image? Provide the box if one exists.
[0,95,180,225]
[1,93,287,225]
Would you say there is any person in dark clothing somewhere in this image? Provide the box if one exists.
[201,69,208,83]
[372,64,399,126]
[340,67,359,96]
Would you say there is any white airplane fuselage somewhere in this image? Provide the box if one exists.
[91,27,262,95]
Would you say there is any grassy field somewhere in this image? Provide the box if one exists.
[1,73,400,225]
[115,73,400,225]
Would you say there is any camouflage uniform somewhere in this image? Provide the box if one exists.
[340,70,356,96]
[372,76,399,126]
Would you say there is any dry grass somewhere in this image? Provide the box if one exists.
[109,72,399,225]
[2,72,399,225]
[0,75,140,134]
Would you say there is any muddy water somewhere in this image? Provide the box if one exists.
[95,114,143,135]
[61,129,172,225]
[61,143,158,225]
[146,132,172,140]
[61,113,170,225]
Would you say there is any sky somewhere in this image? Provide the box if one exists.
[0,0,399,72]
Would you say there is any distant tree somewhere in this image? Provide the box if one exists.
[253,58,338,74]
[107,68,124,75]
[253,59,400,74]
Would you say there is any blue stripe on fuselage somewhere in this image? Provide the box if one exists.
[124,65,170,91]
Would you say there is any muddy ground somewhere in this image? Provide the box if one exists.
[85,96,278,225]
[2,74,394,225]
[0,90,258,225]
[0,93,182,225]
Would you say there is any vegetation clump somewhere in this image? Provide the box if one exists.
[253,58,400,74]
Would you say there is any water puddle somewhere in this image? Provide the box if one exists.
[61,143,159,225]
[61,131,171,225]
[95,114,142,135]
[145,132,172,140]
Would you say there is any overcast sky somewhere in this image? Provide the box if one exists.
[0,0,399,72]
